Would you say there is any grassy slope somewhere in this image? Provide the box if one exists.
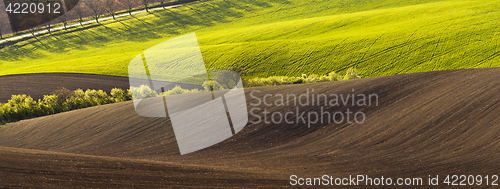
[0,0,499,80]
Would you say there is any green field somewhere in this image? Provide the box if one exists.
[0,0,499,80]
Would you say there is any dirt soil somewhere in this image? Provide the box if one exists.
[1,68,500,188]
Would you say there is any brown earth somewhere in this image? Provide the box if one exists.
[1,68,500,188]
[0,146,284,188]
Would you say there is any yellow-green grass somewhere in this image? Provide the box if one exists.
[0,0,499,80]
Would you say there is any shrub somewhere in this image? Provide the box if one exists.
[65,96,84,110]
[203,80,225,91]
[344,68,361,80]
[82,90,97,107]
[243,68,361,88]
[74,89,85,98]
[213,70,242,89]
[65,89,114,110]
[7,95,41,120]
[0,103,7,121]
[166,85,186,95]
[65,89,86,110]
[130,85,159,99]
[39,94,63,115]
[83,89,114,106]
[165,85,202,95]
[304,74,320,83]
[327,71,342,81]
[2,87,140,122]
[244,76,296,87]
[53,87,74,102]
[111,88,131,102]
[1,102,15,121]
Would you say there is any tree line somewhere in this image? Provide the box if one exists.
[0,0,197,39]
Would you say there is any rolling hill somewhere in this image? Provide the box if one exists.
[1,68,500,187]
[2,0,499,187]
[0,0,499,79]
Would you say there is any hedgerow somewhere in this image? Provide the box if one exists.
[0,86,200,122]
[243,68,359,87]
[0,68,361,123]
[0,88,128,122]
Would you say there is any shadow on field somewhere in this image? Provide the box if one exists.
[0,0,290,61]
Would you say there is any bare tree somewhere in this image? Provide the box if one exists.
[0,0,185,37]
[21,14,41,39]
[9,14,21,33]
[0,14,7,38]
[44,16,54,34]
[54,13,71,30]
[105,0,119,19]
[28,25,37,39]
[86,0,104,23]
[44,11,61,34]
[74,5,87,26]
[60,15,69,30]
[57,9,75,30]
[45,23,51,34]
[121,0,136,15]
[142,0,150,12]
[159,0,168,9]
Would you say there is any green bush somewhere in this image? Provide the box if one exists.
[304,74,320,83]
[82,89,114,106]
[344,68,361,80]
[7,95,41,120]
[0,103,12,121]
[0,88,132,122]
[243,68,361,88]
[203,80,226,91]
[244,76,298,87]
[166,85,202,95]
[40,95,63,115]
[130,85,159,100]
[111,88,132,102]
[123,84,203,99]
[66,89,86,110]
[327,71,343,81]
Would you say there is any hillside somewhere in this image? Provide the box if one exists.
[0,146,284,188]
[1,0,499,79]
[1,68,500,187]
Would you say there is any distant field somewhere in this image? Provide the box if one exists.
[0,0,499,80]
